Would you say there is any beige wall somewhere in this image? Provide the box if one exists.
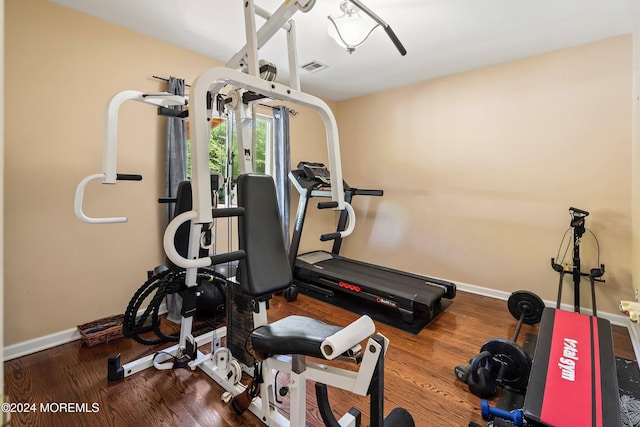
[4,0,210,345]
[4,0,637,347]
[336,35,634,315]
[4,0,334,346]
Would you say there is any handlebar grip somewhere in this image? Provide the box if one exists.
[210,250,245,266]
[383,25,407,56]
[116,174,143,181]
[157,106,189,118]
[211,207,245,219]
[354,189,383,197]
[320,232,342,242]
[317,201,338,210]
[318,202,356,242]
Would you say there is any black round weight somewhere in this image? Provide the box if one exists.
[507,291,545,325]
[480,338,532,392]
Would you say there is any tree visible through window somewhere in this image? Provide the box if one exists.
[187,114,271,204]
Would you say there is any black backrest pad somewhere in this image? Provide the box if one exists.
[167,175,219,272]
[167,181,195,272]
[237,174,293,297]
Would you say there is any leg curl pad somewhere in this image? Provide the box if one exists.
[321,315,375,360]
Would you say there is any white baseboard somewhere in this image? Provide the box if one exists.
[455,280,629,327]
[4,327,81,361]
[3,284,635,361]
[454,281,513,301]
[4,304,167,362]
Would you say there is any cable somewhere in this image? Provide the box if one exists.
[553,224,602,286]
[122,267,227,346]
[152,350,191,370]
[555,228,572,265]
[586,228,601,266]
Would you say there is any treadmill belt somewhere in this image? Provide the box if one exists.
[312,256,446,301]
[295,251,453,333]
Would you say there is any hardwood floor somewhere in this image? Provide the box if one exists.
[4,291,635,427]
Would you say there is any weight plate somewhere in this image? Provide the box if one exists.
[508,290,545,325]
[480,338,532,392]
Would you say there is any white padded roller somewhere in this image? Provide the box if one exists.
[321,315,375,360]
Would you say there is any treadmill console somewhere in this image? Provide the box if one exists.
[299,161,331,185]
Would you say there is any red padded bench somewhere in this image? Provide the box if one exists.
[523,308,620,426]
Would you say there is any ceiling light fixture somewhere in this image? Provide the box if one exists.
[327,1,378,54]
[326,0,407,56]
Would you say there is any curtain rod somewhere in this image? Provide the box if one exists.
[152,75,192,88]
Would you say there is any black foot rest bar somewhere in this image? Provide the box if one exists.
[316,375,415,427]
[523,308,620,426]
[316,383,362,427]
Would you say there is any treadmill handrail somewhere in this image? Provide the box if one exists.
[350,188,383,197]
[319,202,356,241]
[288,170,383,199]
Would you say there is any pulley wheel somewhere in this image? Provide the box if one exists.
[480,338,532,392]
[299,0,316,12]
[508,290,545,325]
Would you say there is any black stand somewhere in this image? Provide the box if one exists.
[551,207,605,315]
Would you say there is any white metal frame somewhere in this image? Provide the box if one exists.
[74,90,185,224]
[103,299,386,427]
[73,1,380,426]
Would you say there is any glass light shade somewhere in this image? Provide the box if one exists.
[327,7,378,53]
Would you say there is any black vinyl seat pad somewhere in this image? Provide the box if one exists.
[250,315,343,359]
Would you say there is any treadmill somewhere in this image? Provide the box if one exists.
[288,162,456,325]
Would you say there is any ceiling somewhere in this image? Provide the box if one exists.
[51,0,640,101]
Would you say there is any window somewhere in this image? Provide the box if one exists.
[187,112,273,206]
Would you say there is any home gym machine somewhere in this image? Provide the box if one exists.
[74,1,415,425]
[287,161,456,325]
[454,291,545,399]
[551,207,605,315]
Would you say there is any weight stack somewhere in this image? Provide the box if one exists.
[226,282,255,368]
